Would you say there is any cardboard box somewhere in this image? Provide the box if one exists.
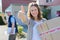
[37,17,60,40]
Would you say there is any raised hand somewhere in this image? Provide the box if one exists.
[20,5,25,14]
[18,5,27,24]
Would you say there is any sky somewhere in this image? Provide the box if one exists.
[0,0,2,12]
[0,0,1,5]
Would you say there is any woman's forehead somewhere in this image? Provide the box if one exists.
[30,6,37,10]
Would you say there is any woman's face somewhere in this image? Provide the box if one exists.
[30,6,38,18]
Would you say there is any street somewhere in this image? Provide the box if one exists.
[0,25,8,40]
[0,25,27,40]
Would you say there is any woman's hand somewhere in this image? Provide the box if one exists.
[18,11,27,23]
[18,5,28,24]
[20,5,25,14]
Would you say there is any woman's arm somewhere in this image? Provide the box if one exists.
[18,5,28,25]
[18,11,28,25]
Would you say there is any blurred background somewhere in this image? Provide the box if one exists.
[0,0,60,40]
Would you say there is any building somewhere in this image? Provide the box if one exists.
[2,0,36,12]
[36,0,60,6]
[36,0,60,18]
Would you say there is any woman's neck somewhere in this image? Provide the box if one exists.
[34,17,39,21]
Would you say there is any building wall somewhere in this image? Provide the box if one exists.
[5,4,28,25]
[2,0,33,12]
[37,0,60,6]
[11,4,28,16]
[51,5,60,18]
[36,0,60,19]
[5,4,28,16]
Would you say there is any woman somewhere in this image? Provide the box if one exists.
[18,2,46,40]
[27,2,47,40]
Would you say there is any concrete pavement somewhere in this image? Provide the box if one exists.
[0,25,8,40]
[0,25,27,40]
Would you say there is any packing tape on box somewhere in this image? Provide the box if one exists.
[40,27,60,37]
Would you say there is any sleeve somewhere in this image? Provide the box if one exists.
[42,18,47,21]
[11,17,15,23]
[27,19,34,40]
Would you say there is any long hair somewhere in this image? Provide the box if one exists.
[27,2,42,20]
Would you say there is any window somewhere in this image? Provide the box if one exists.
[56,11,60,17]
[46,0,53,3]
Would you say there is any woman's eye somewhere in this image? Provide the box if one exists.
[31,10,33,12]
[35,9,37,11]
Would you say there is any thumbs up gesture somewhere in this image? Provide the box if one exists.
[18,5,27,24]
[20,5,25,14]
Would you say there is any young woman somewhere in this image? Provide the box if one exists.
[27,2,47,40]
[18,2,46,40]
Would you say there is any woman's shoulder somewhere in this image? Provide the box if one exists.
[42,18,47,20]
[28,18,35,25]
[42,18,47,22]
